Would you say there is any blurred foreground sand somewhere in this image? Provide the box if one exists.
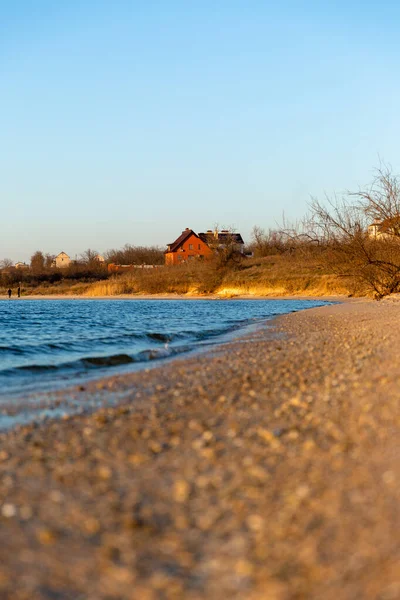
[0,298,399,599]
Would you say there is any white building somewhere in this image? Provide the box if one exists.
[14,262,29,270]
[53,252,71,268]
[368,217,400,240]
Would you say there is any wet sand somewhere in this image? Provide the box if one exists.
[0,298,399,599]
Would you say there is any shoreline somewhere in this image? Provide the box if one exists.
[1,298,399,598]
[0,297,337,431]
[2,292,349,301]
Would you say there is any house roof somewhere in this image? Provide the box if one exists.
[198,231,244,245]
[166,228,200,253]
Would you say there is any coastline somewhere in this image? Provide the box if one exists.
[2,292,349,301]
[1,297,399,599]
[0,297,337,430]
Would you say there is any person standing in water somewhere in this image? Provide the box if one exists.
[17,286,21,298]
[7,288,12,299]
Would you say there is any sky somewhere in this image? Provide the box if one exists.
[1,1,400,262]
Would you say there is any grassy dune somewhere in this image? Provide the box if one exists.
[216,255,354,297]
[215,276,346,298]
[84,255,356,298]
[1,255,359,298]
[1,281,92,297]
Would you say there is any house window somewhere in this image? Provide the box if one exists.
[198,244,201,250]
[188,255,194,260]
[189,244,193,250]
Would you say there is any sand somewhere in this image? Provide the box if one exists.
[0,297,399,599]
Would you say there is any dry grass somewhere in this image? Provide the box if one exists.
[218,255,355,297]
[85,268,194,296]
[0,281,92,297]
[1,253,360,298]
[84,255,356,298]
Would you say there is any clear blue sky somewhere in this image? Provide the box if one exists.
[1,1,400,261]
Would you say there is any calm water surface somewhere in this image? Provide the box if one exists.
[0,298,329,396]
[0,298,330,428]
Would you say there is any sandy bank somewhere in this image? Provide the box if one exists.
[0,298,399,599]
[5,292,348,301]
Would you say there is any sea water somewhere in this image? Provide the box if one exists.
[0,298,330,428]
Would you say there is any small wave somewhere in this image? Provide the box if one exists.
[0,345,26,355]
[86,331,146,344]
[0,342,80,356]
[17,364,58,372]
[136,348,171,361]
[81,354,134,367]
[47,342,70,350]
[136,344,190,362]
[146,332,177,343]
[191,324,242,340]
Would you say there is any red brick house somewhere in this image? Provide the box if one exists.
[165,228,213,265]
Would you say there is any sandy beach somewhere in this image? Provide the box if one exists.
[1,297,400,599]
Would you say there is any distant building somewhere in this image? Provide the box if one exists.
[164,228,213,265]
[94,254,105,263]
[14,262,29,270]
[108,263,136,273]
[53,252,71,268]
[198,229,245,254]
[368,217,400,240]
[108,263,161,273]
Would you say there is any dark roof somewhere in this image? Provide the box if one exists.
[198,232,244,245]
[165,229,200,253]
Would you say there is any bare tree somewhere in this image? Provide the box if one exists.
[80,249,100,266]
[307,164,400,298]
[0,258,13,269]
[105,244,164,266]
[351,163,400,232]
[251,226,290,257]
[45,253,55,269]
[198,225,243,267]
[30,251,45,273]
